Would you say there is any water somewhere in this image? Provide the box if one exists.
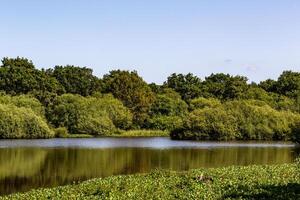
[0,137,299,195]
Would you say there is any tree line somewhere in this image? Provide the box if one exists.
[0,57,300,141]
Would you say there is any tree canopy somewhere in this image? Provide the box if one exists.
[0,57,300,141]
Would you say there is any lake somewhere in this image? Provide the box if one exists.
[0,137,299,195]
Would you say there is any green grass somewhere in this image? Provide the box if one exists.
[58,134,94,138]
[115,129,169,137]
[2,163,300,200]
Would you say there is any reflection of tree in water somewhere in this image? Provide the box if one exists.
[0,148,135,195]
[0,146,299,195]
[0,148,47,179]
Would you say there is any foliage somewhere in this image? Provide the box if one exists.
[102,70,155,126]
[0,104,54,139]
[54,127,69,138]
[0,57,300,139]
[150,88,188,117]
[164,73,202,101]
[49,65,101,96]
[276,71,300,98]
[0,93,45,117]
[202,73,248,100]
[117,129,169,137]
[146,89,187,131]
[189,97,221,111]
[146,115,184,131]
[2,163,299,199]
[171,99,300,141]
[259,78,277,92]
[47,94,132,135]
[91,93,133,129]
[0,57,63,95]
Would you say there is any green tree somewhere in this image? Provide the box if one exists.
[0,57,63,95]
[0,104,54,139]
[47,94,132,135]
[0,93,45,117]
[171,100,299,141]
[146,89,187,130]
[275,71,300,98]
[189,97,221,111]
[102,70,155,126]
[258,79,277,92]
[150,88,188,117]
[49,65,101,96]
[47,94,114,135]
[164,73,202,101]
[202,73,248,100]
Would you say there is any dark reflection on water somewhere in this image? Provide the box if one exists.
[0,138,299,195]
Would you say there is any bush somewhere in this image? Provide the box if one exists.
[150,89,188,117]
[54,127,69,138]
[147,89,187,131]
[146,115,184,131]
[0,93,45,117]
[189,97,221,111]
[171,99,300,141]
[92,93,133,129]
[47,94,132,136]
[0,104,54,139]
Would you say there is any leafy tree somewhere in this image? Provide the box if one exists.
[202,73,248,100]
[189,97,221,111]
[150,88,188,117]
[148,83,163,94]
[47,94,115,135]
[258,79,277,92]
[0,93,45,117]
[146,115,184,131]
[47,94,132,135]
[49,65,101,96]
[275,71,300,98]
[91,93,133,129]
[102,70,155,126]
[146,88,187,130]
[1,57,35,69]
[0,57,63,95]
[171,100,300,141]
[164,73,202,101]
[0,104,54,139]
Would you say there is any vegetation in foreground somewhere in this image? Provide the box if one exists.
[0,57,300,141]
[1,162,299,200]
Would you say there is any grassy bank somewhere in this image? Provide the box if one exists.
[115,129,169,137]
[2,163,299,200]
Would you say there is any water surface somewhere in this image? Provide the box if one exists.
[0,137,299,195]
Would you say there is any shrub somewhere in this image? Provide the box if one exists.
[0,93,45,117]
[47,94,132,135]
[146,115,184,131]
[171,99,300,141]
[150,89,188,117]
[189,97,221,111]
[147,89,187,131]
[0,104,54,139]
[91,94,133,129]
[54,127,69,138]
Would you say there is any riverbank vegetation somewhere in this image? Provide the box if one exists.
[0,57,300,141]
[1,161,299,199]
[116,129,169,137]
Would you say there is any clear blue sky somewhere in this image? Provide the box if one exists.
[0,0,299,84]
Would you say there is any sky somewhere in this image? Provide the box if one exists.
[0,0,300,84]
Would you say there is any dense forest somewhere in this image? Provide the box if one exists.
[0,57,300,142]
